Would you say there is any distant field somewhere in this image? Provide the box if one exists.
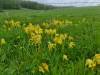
[0,7,100,75]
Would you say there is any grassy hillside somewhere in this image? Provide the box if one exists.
[0,7,100,75]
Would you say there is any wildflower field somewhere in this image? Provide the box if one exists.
[0,7,100,75]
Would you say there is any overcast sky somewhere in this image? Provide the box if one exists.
[32,0,100,6]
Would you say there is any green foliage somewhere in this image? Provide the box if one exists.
[0,0,22,9]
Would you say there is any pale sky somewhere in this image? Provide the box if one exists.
[32,0,100,6]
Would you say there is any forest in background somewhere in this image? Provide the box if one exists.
[0,0,54,10]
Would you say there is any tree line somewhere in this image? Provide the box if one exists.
[0,0,54,10]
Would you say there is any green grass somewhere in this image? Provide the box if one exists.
[0,7,100,75]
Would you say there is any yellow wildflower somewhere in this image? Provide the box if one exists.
[48,42,56,51]
[24,24,43,35]
[14,21,20,27]
[45,29,56,35]
[39,63,49,73]
[34,25,43,34]
[53,34,67,45]
[24,23,35,34]
[85,59,96,69]
[60,33,68,40]
[52,19,65,25]
[30,34,42,44]
[0,38,6,46]
[54,35,63,45]
[63,54,68,61]
[5,20,21,29]
[42,63,49,72]
[39,66,45,73]
[93,54,100,65]
[68,42,76,48]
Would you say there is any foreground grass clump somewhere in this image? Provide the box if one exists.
[0,18,100,75]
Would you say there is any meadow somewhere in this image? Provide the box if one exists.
[0,7,100,75]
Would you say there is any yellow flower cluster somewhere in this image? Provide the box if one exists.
[39,63,49,73]
[24,20,76,49]
[41,19,73,28]
[52,19,72,26]
[53,34,68,45]
[2,19,78,74]
[52,19,65,25]
[67,35,76,48]
[5,20,20,30]
[30,33,42,45]
[85,54,100,69]
[68,42,76,48]
[85,59,96,69]
[24,23,43,35]
[45,29,56,36]
[48,42,56,51]
[24,23,43,45]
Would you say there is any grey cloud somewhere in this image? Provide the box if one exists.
[32,0,100,6]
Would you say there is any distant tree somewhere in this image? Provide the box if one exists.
[21,1,54,10]
[0,0,23,9]
[0,0,54,10]
[97,4,100,6]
